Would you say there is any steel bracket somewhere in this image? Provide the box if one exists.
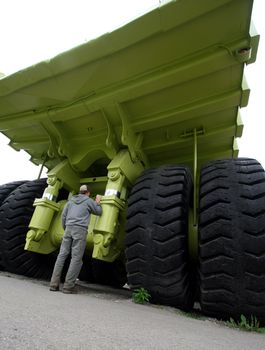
[116,103,148,166]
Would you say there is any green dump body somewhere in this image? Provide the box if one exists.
[0,0,258,174]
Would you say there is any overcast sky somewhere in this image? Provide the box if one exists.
[0,0,264,184]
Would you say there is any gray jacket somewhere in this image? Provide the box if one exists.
[62,194,102,229]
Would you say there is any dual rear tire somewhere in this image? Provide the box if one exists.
[125,159,265,324]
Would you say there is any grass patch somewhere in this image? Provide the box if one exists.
[226,315,265,333]
[132,287,151,304]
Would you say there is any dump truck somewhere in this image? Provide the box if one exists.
[0,0,264,324]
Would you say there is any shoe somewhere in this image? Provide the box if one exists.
[62,288,76,294]
[49,286,59,292]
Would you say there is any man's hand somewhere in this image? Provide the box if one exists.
[95,195,102,204]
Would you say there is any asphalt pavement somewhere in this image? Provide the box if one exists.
[0,272,264,350]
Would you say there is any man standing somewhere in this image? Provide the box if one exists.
[50,184,102,293]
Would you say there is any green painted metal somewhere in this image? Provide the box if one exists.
[0,0,258,172]
[193,129,198,227]
[188,211,198,263]
[93,150,144,261]
[26,177,62,253]
[0,0,259,261]
[25,149,144,260]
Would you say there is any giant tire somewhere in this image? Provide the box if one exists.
[199,158,265,324]
[0,179,55,279]
[125,165,194,310]
[0,180,26,206]
[0,180,27,270]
